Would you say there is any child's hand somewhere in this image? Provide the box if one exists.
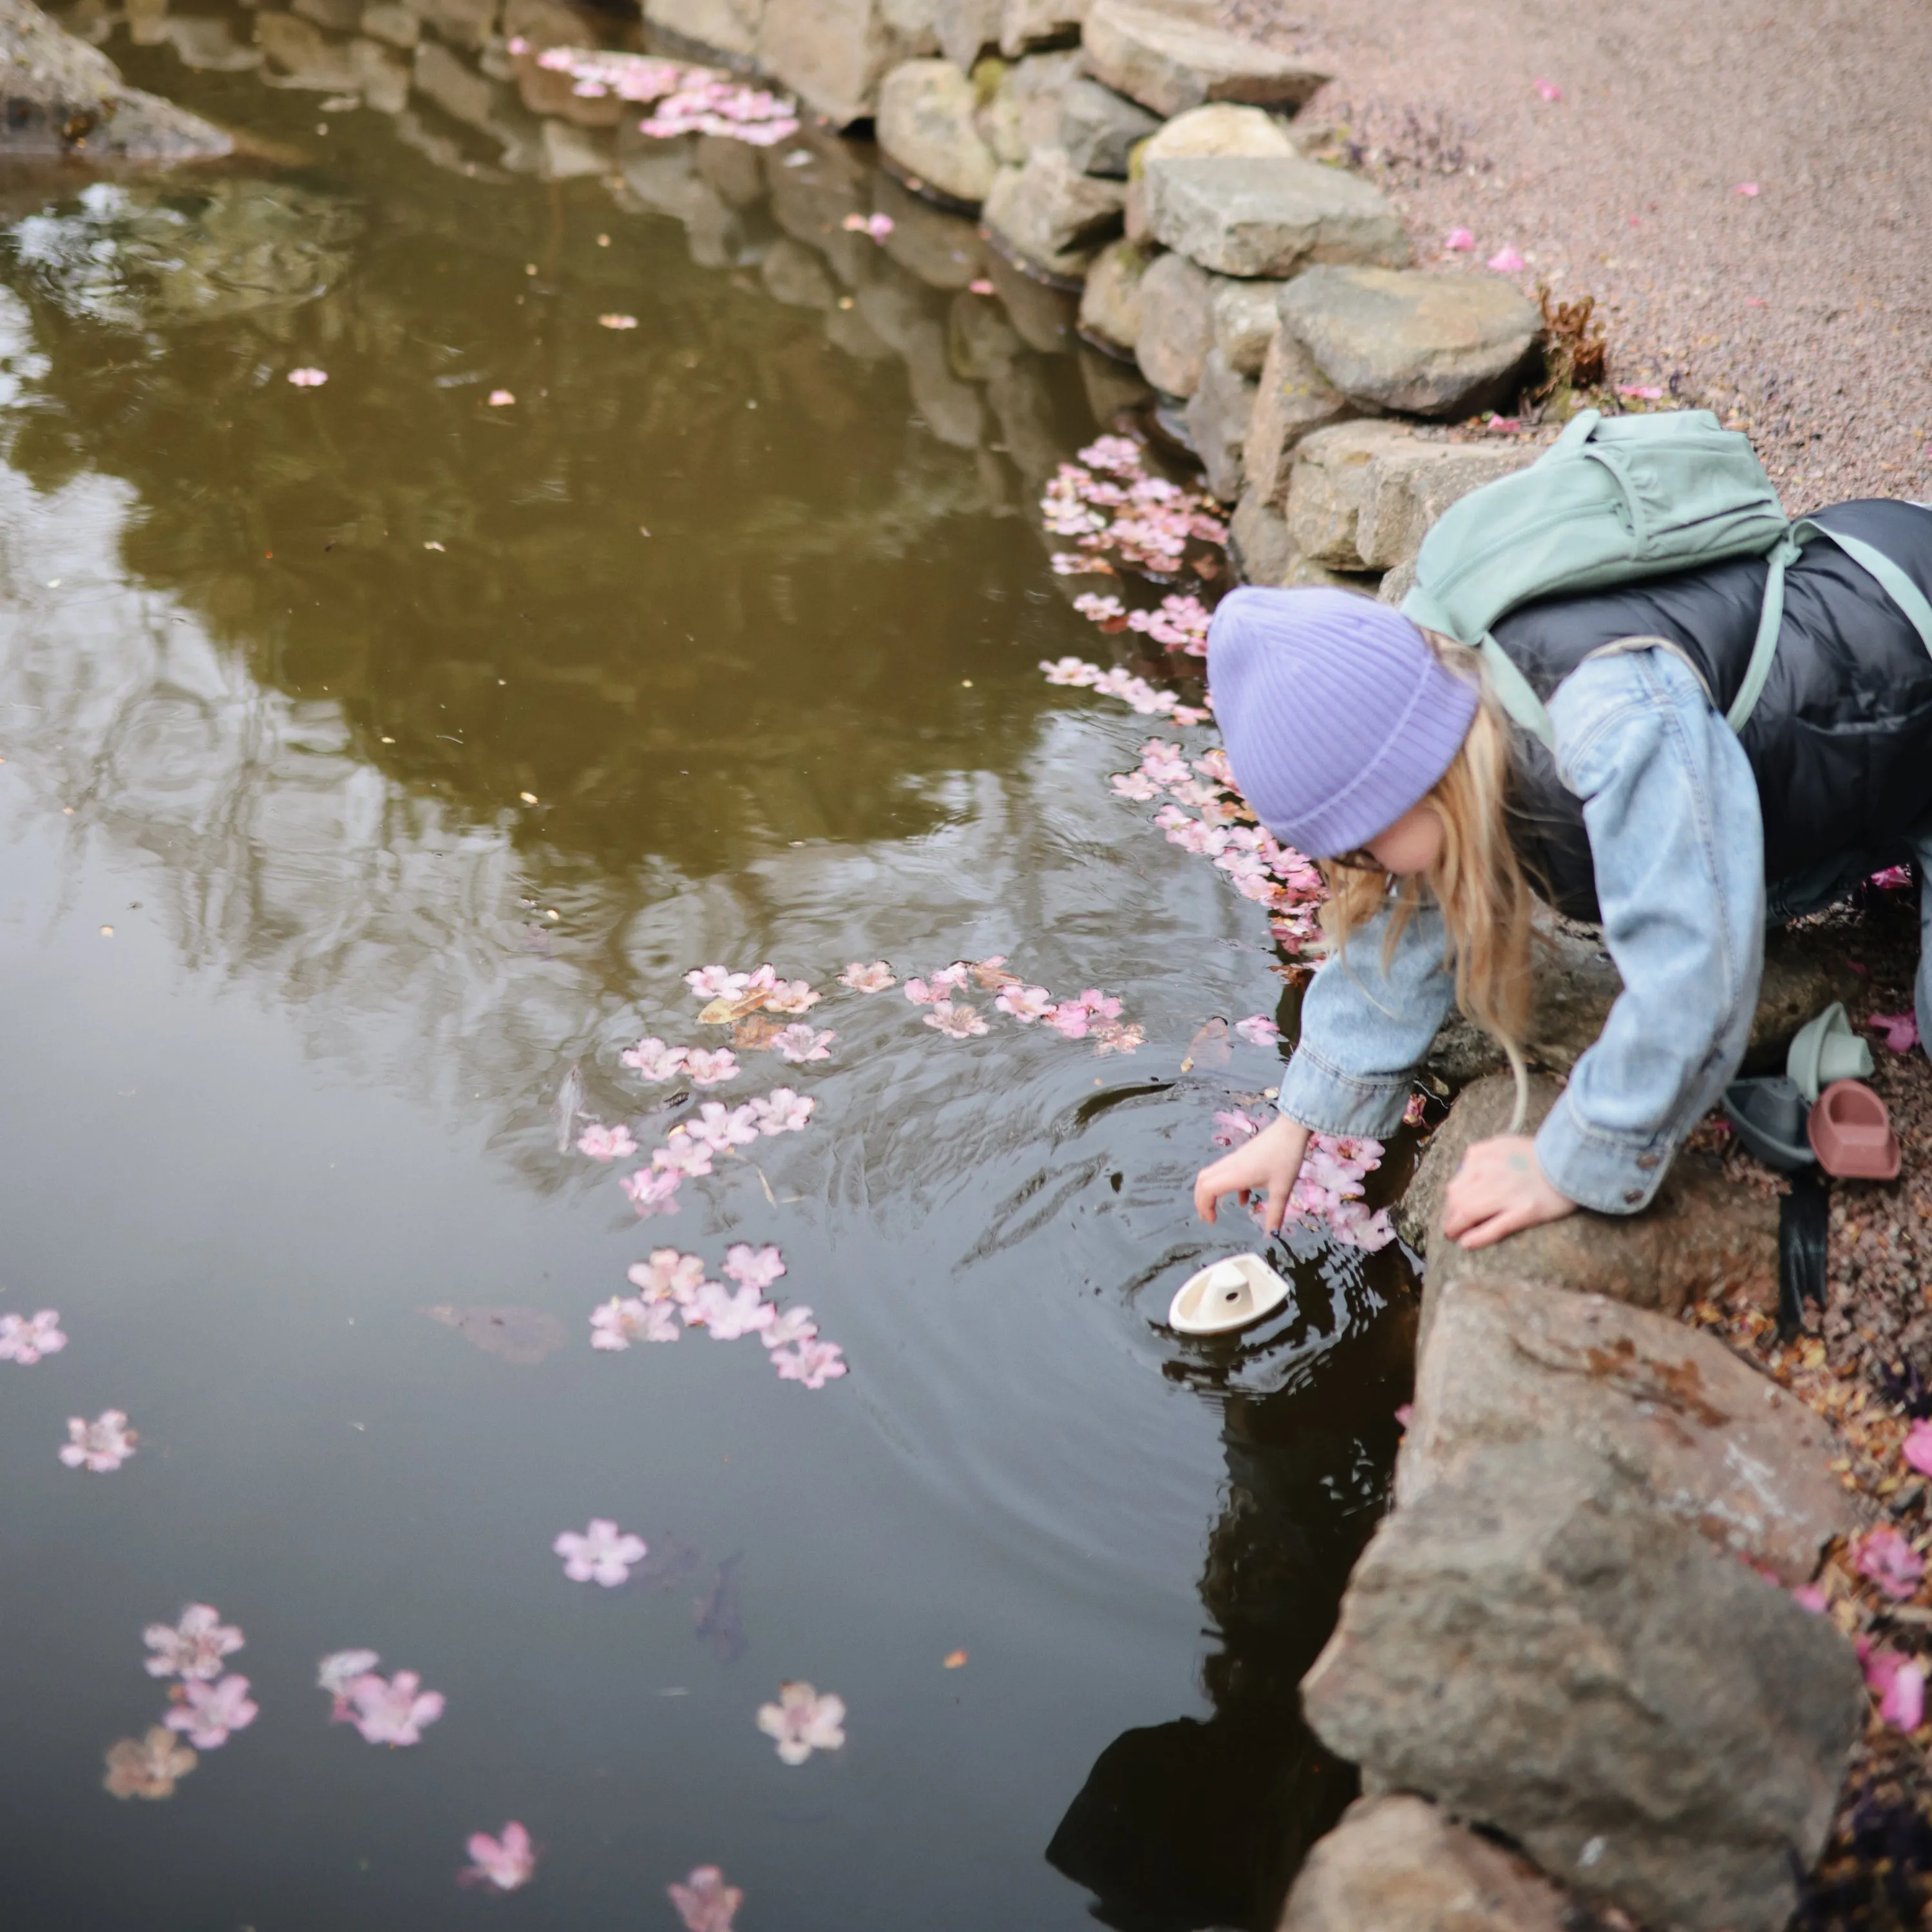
[1193,1116,1312,1235]
[1442,1134,1576,1247]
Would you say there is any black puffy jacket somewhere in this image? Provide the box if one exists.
[1492,498,1932,922]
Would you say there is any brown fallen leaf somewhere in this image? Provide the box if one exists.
[732,1015,785,1050]
[943,1649,968,1669]
[1179,1018,1231,1074]
[421,1304,569,1365]
[104,1727,196,1800]
[700,990,772,1025]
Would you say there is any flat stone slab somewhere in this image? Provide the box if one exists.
[982,143,1124,282]
[1280,1795,1575,1932]
[1242,322,1354,509]
[1278,264,1542,417]
[878,57,998,204]
[1352,435,1545,570]
[1082,0,1329,118]
[1144,153,1408,278]
[1302,1441,1866,1932]
[1399,1271,1857,1583]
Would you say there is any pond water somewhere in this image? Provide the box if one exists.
[0,10,1419,1927]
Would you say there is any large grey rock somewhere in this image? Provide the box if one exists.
[1399,1072,1778,1325]
[645,0,766,61]
[934,0,999,70]
[981,144,1124,281]
[880,0,943,53]
[1183,346,1255,502]
[0,0,232,156]
[1352,435,1545,571]
[1280,265,1542,417]
[1300,1442,1865,1932]
[1075,235,1148,356]
[758,0,905,127]
[1057,75,1158,176]
[418,0,495,51]
[1283,419,1420,567]
[1209,274,1283,374]
[1132,247,1213,395]
[1401,1271,1857,1584]
[1242,322,1354,507]
[1146,154,1408,279]
[1082,0,1329,118]
[878,58,999,204]
[999,0,1085,56]
[1229,489,1359,590]
[1141,97,1294,165]
[1280,1794,1575,1932]
[975,45,1080,165]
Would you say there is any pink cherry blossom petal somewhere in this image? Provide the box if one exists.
[553,1518,649,1587]
[577,1124,638,1161]
[0,1309,66,1363]
[342,1668,445,1745]
[462,1821,537,1891]
[1906,1421,1932,1478]
[755,1680,846,1763]
[1233,1014,1280,1048]
[724,1243,786,1292]
[770,1024,834,1063]
[669,1865,743,1932]
[1486,245,1526,272]
[1533,77,1562,100]
[838,960,895,992]
[146,1605,245,1681]
[487,389,515,406]
[1870,1011,1920,1053]
[685,1047,741,1085]
[164,1674,258,1750]
[749,1086,815,1133]
[287,367,328,386]
[60,1408,136,1472]
[771,1337,846,1389]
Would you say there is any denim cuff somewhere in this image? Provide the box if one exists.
[1533,1086,1673,1216]
[1274,1041,1412,1141]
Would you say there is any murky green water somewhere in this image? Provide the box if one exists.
[0,10,1416,1926]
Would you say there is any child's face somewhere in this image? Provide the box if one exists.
[1361,800,1444,876]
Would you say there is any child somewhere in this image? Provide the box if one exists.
[1190,496,1932,1249]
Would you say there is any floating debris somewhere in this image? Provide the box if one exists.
[461,1820,537,1891]
[421,1305,569,1366]
[103,1726,196,1801]
[696,1554,746,1663]
[668,1865,743,1932]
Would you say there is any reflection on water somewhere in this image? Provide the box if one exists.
[0,6,1415,1927]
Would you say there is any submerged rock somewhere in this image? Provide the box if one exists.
[1399,1271,1858,1584]
[878,57,998,203]
[1300,1441,1865,1932]
[0,0,232,160]
[1279,1794,1575,1932]
[981,142,1123,281]
[1075,234,1147,355]
[1182,345,1253,502]
[1056,75,1158,178]
[1144,153,1408,279]
[1081,0,1329,118]
[1278,265,1542,417]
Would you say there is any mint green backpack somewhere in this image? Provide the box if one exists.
[1399,407,1932,746]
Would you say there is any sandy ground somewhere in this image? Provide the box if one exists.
[1219,0,1932,510]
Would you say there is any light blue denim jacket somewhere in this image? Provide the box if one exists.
[1276,643,1801,1215]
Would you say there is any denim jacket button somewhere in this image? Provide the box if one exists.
[1624,1188,1645,1205]
[1635,1152,1660,1170]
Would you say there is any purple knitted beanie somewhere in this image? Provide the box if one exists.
[1206,586,1479,857]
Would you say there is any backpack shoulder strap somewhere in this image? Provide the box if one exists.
[1727,515,1932,733]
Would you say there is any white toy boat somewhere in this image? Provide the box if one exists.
[1168,1254,1293,1336]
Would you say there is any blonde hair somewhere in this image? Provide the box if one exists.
[1317,636,1539,1129]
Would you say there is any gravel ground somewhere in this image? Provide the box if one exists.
[1218,0,1932,509]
